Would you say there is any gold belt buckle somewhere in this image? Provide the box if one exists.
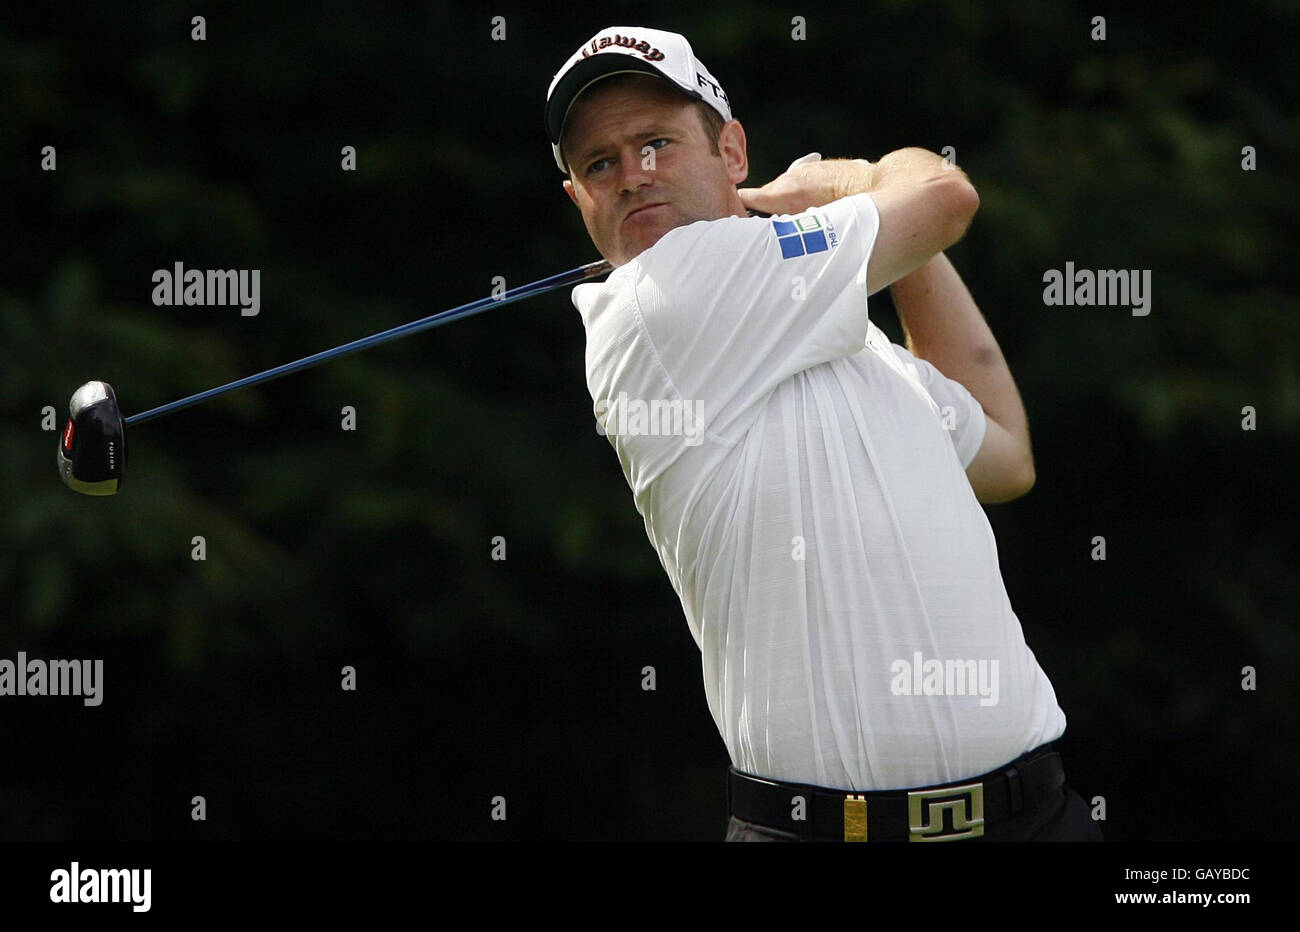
[843,794,868,842]
[907,782,985,841]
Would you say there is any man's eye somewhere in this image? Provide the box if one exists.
[585,140,667,175]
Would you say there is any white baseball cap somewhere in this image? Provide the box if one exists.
[545,26,733,174]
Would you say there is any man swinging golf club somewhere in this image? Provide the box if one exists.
[546,25,1101,841]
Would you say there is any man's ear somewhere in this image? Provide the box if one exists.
[563,178,578,206]
[718,119,748,186]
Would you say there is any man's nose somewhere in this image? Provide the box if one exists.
[616,149,654,194]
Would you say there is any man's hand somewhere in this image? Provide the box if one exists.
[738,153,872,215]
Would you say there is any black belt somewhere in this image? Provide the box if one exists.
[727,743,1065,842]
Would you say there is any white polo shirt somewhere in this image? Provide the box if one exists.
[571,192,1067,791]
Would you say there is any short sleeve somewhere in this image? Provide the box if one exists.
[627,193,882,437]
[889,343,989,468]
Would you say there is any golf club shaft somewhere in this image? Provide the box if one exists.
[124,259,612,427]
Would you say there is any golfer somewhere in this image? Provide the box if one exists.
[545,26,1101,842]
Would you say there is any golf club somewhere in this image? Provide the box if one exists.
[57,258,613,495]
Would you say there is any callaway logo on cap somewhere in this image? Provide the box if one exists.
[545,26,733,173]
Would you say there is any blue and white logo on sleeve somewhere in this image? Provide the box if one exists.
[772,214,832,259]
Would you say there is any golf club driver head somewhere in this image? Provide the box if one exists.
[57,380,126,495]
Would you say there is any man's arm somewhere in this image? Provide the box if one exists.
[738,149,978,294]
[891,253,1035,503]
[740,154,1032,503]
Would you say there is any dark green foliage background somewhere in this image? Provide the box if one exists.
[2,0,1296,840]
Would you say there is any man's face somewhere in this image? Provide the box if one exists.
[562,74,748,267]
